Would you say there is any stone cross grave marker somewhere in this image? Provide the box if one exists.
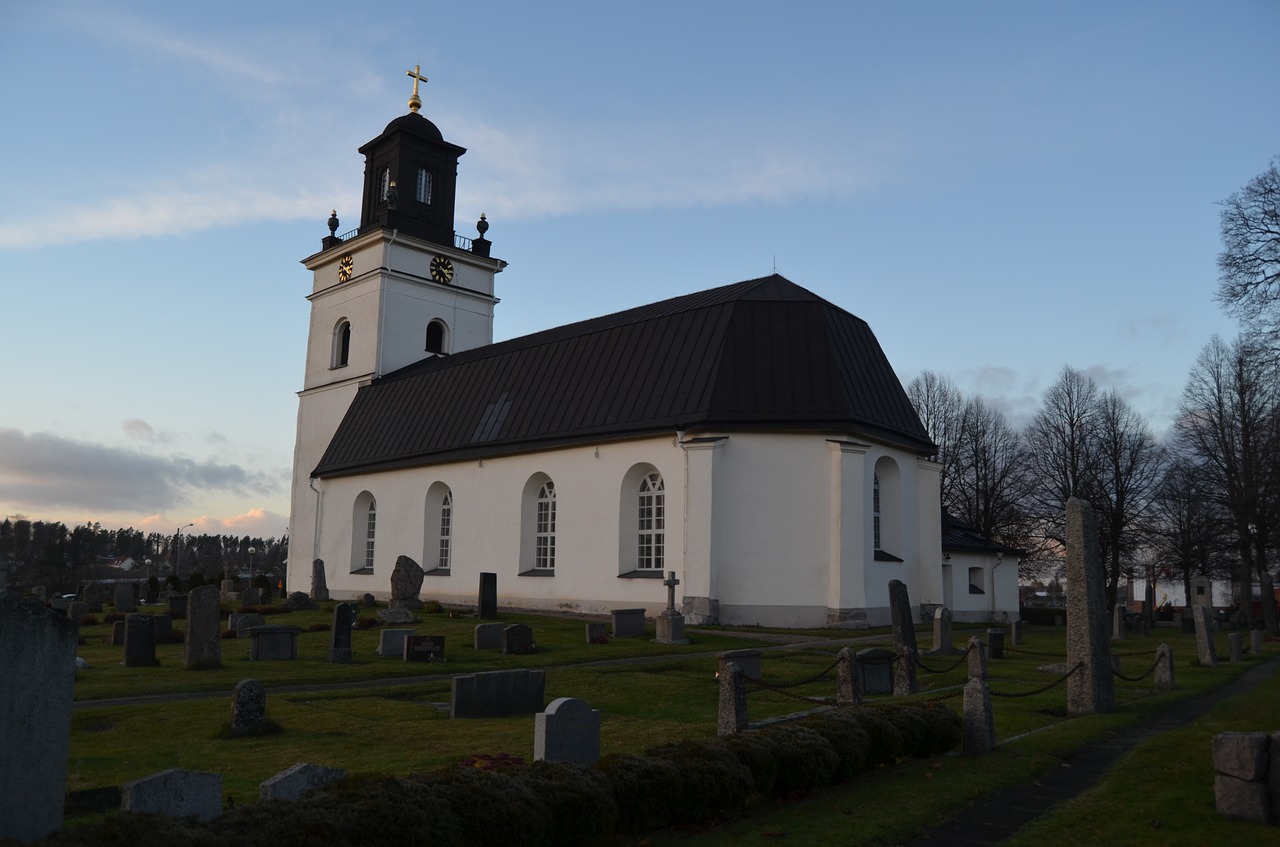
[1065,497,1115,716]
[655,571,689,644]
[535,697,601,766]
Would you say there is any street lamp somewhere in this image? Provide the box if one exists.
[248,546,257,582]
[175,523,194,579]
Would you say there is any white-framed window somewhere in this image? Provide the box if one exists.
[872,457,901,558]
[535,480,556,570]
[637,472,665,570]
[365,499,376,569]
[968,567,985,595]
[438,490,452,570]
[425,319,447,354]
[416,168,432,204]
[332,320,351,369]
[351,491,376,573]
[873,473,881,551]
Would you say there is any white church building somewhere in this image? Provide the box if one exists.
[286,77,1018,628]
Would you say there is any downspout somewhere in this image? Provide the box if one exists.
[309,478,324,585]
[990,551,1004,621]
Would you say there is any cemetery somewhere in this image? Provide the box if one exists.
[2,552,1278,846]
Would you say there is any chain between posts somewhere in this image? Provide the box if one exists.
[1003,646,1068,659]
[915,643,974,674]
[988,662,1083,698]
[1112,656,1163,683]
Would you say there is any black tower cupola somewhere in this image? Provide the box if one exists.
[357,67,465,248]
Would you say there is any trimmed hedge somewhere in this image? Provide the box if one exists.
[35,702,960,846]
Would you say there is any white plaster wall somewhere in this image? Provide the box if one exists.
[945,550,1019,623]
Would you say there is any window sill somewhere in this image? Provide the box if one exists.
[349,567,375,576]
[424,569,451,577]
[618,570,664,579]
[519,569,556,577]
[968,586,986,595]
[329,364,349,371]
[874,550,904,563]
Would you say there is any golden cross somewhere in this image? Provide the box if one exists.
[406,65,427,113]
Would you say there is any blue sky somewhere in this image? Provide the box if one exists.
[1,1,1276,540]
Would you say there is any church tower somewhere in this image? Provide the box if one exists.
[289,67,506,582]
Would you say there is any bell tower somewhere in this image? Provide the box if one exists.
[289,67,507,585]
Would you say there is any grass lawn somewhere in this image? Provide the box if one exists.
[64,606,1276,844]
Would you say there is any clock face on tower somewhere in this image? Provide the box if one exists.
[338,254,354,283]
[430,255,454,284]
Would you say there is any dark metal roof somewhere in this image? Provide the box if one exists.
[941,513,1023,556]
[313,275,936,478]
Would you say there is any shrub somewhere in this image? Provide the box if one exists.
[307,622,331,632]
[355,617,380,630]
[102,612,125,625]
[511,761,619,846]
[796,710,872,780]
[418,765,553,847]
[646,740,754,823]
[722,731,782,797]
[597,752,685,832]
[422,599,443,613]
[758,724,841,798]
[854,705,906,766]
[79,614,100,627]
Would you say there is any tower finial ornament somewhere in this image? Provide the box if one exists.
[406,65,428,113]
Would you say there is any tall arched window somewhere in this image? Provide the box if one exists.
[873,473,881,552]
[535,481,556,570]
[872,457,902,560]
[351,491,376,573]
[425,319,447,354]
[364,499,377,570]
[424,482,453,572]
[438,491,453,570]
[332,320,351,368]
[637,473,665,570]
[416,168,432,204]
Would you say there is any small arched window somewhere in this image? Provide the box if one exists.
[535,481,556,571]
[332,320,351,369]
[416,168,432,204]
[351,491,377,573]
[873,473,881,551]
[425,319,447,355]
[364,499,377,570]
[637,473,665,570]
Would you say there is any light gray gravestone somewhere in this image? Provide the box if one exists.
[893,645,917,695]
[836,646,860,706]
[122,613,159,667]
[967,635,988,680]
[716,661,749,737]
[1193,604,1219,666]
[585,622,607,643]
[120,769,221,822]
[376,628,415,657]
[260,763,346,802]
[654,571,689,645]
[474,622,504,649]
[888,579,918,654]
[233,612,265,638]
[1155,643,1176,693]
[856,647,894,695]
[503,623,535,654]
[377,606,416,625]
[962,678,996,755]
[928,606,955,655]
[1251,630,1263,655]
[311,558,329,601]
[1064,497,1115,716]
[389,555,426,610]
[1212,732,1270,824]
[535,697,601,765]
[248,625,303,660]
[717,648,762,680]
[184,584,223,670]
[450,669,546,718]
[611,608,646,637]
[0,593,78,843]
[330,602,354,663]
[113,583,135,613]
[231,679,267,733]
[478,572,498,619]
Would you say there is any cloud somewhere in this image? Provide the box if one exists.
[122,419,174,445]
[0,428,284,514]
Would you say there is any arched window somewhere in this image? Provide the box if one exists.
[637,473,665,570]
[364,499,376,569]
[332,320,351,369]
[439,490,453,570]
[351,491,376,573]
[873,474,881,551]
[425,319,447,354]
[424,482,453,572]
[416,168,432,204]
[872,457,902,560]
[535,481,556,570]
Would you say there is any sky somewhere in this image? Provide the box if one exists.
[1,1,1277,542]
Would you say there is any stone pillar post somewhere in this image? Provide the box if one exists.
[893,645,917,696]
[962,678,995,755]
[717,662,748,737]
[1065,497,1115,716]
[836,647,860,706]
[967,635,987,680]
[1154,643,1175,694]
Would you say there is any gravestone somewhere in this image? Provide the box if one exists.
[1212,732,1270,824]
[330,602,355,663]
[717,661,749,737]
[893,645,917,695]
[67,601,88,622]
[1228,632,1243,663]
[378,606,416,625]
[1192,604,1219,666]
[927,606,955,655]
[150,615,172,642]
[451,669,546,718]
[585,622,607,644]
[654,571,689,645]
[242,586,262,607]
[404,634,445,662]
[1155,643,1175,694]
[0,593,78,843]
[377,628,414,657]
[717,649,762,680]
[30,586,46,603]
[220,579,237,595]
[478,572,498,619]
[114,584,135,613]
[967,635,987,680]
[1251,630,1262,655]
[474,622,504,649]
[248,625,303,660]
[535,697,601,765]
[311,558,329,602]
[836,646,860,706]
[168,594,187,619]
[282,591,318,612]
[260,763,346,802]
[83,582,104,613]
[231,679,267,733]
[234,612,265,638]
[361,593,377,607]
[888,579,918,654]
[120,769,221,822]
[855,647,894,695]
[122,613,159,667]
[503,623,535,654]
[986,628,1005,659]
[109,620,126,647]
[1011,619,1024,646]
[184,584,222,670]
[389,555,426,610]
[1064,498,1115,716]
[611,608,646,637]
[962,678,995,755]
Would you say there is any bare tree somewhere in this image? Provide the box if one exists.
[950,396,1030,549]
[1176,335,1279,634]
[906,370,965,508]
[1217,157,1280,345]
[1150,455,1233,607]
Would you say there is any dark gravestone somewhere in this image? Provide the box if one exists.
[231,679,267,733]
[248,625,303,660]
[474,622,504,650]
[717,649,762,680]
[150,615,172,642]
[611,608,646,637]
[233,613,265,638]
[503,624,535,655]
[855,647,894,695]
[121,769,221,822]
[114,584,136,613]
[404,634,445,662]
[535,697,601,765]
[282,592,318,611]
[888,579,917,653]
[184,585,222,670]
[478,572,498,619]
[122,614,159,667]
[311,558,329,602]
[67,601,88,623]
[389,555,425,610]
[82,583,104,613]
[242,587,262,607]
[109,620,126,647]
[585,622,607,644]
[986,629,1005,659]
[168,594,187,619]
[330,603,355,663]
[451,669,546,718]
